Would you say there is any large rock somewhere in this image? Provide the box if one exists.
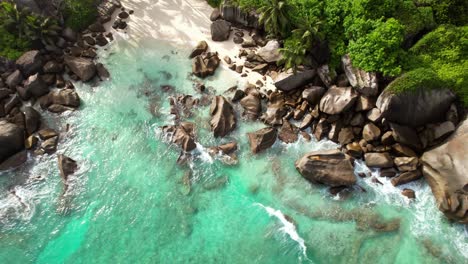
[302,86,325,105]
[24,73,48,97]
[364,152,393,168]
[6,70,23,89]
[23,107,41,135]
[278,119,298,144]
[256,40,282,63]
[261,91,286,126]
[58,154,78,182]
[319,86,358,115]
[162,123,197,152]
[240,91,261,120]
[16,50,42,77]
[421,119,468,223]
[342,54,378,96]
[295,149,356,187]
[247,127,277,154]
[211,20,231,41]
[376,88,456,127]
[210,96,236,137]
[390,123,422,151]
[274,70,316,92]
[189,41,208,59]
[40,89,81,113]
[221,5,260,29]
[192,52,220,78]
[64,56,97,82]
[0,121,24,163]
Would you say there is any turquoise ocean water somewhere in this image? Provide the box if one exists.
[0,38,466,263]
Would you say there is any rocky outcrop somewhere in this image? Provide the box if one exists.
[162,122,197,152]
[16,50,42,77]
[302,86,325,105]
[278,119,298,144]
[210,96,236,137]
[58,154,78,182]
[64,56,97,82]
[319,86,358,115]
[421,119,468,223]
[189,41,208,59]
[342,54,378,96]
[192,52,220,78]
[221,4,260,29]
[24,73,49,97]
[261,91,286,126]
[256,40,282,63]
[247,127,277,154]
[275,70,316,92]
[211,20,231,41]
[0,121,24,163]
[295,149,356,187]
[40,89,81,113]
[376,88,456,127]
[240,90,261,120]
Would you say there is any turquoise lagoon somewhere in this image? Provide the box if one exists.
[0,38,466,263]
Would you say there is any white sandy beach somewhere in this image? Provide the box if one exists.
[107,0,275,90]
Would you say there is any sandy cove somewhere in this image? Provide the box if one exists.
[106,0,276,91]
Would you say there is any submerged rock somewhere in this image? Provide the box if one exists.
[295,149,356,187]
[247,127,277,154]
[58,154,78,182]
[210,96,236,137]
[421,118,468,223]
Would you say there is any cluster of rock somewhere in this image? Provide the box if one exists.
[0,1,127,171]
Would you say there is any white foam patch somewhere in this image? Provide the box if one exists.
[255,203,309,259]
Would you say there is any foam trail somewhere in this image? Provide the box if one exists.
[195,143,214,164]
[255,203,309,259]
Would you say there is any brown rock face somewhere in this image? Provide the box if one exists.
[342,54,378,96]
[261,91,286,126]
[58,154,78,182]
[64,56,96,82]
[394,157,419,172]
[278,119,298,144]
[0,121,25,163]
[248,127,277,154]
[391,170,422,186]
[189,41,208,59]
[364,152,393,168]
[295,149,356,187]
[421,118,468,223]
[163,123,197,152]
[210,96,236,137]
[192,52,220,78]
[319,86,358,115]
[402,189,416,199]
[240,91,261,120]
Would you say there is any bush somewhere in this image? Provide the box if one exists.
[387,68,445,94]
[207,0,223,7]
[0,26,31,60]
[64,0,99,31]
[348,18,405,76]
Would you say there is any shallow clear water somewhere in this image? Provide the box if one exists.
[0,38,467,264]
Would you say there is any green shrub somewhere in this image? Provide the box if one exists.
[348,18,404,76]
[0,26,31,60]
[207,0,223,7]
[387,68,445,94]
[64,0,99,31]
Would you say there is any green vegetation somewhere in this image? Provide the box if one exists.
[224,0,467,104]
[207,0,223,7]
[64,0,99,31]
[0,2,34,59]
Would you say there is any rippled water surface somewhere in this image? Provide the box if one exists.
[0,38,466,263]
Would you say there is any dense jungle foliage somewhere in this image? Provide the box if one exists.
[219,0,467,104]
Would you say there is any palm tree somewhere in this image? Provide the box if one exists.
[278,39,307,73]
[292,15,323,49]
[258,0,291,38]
